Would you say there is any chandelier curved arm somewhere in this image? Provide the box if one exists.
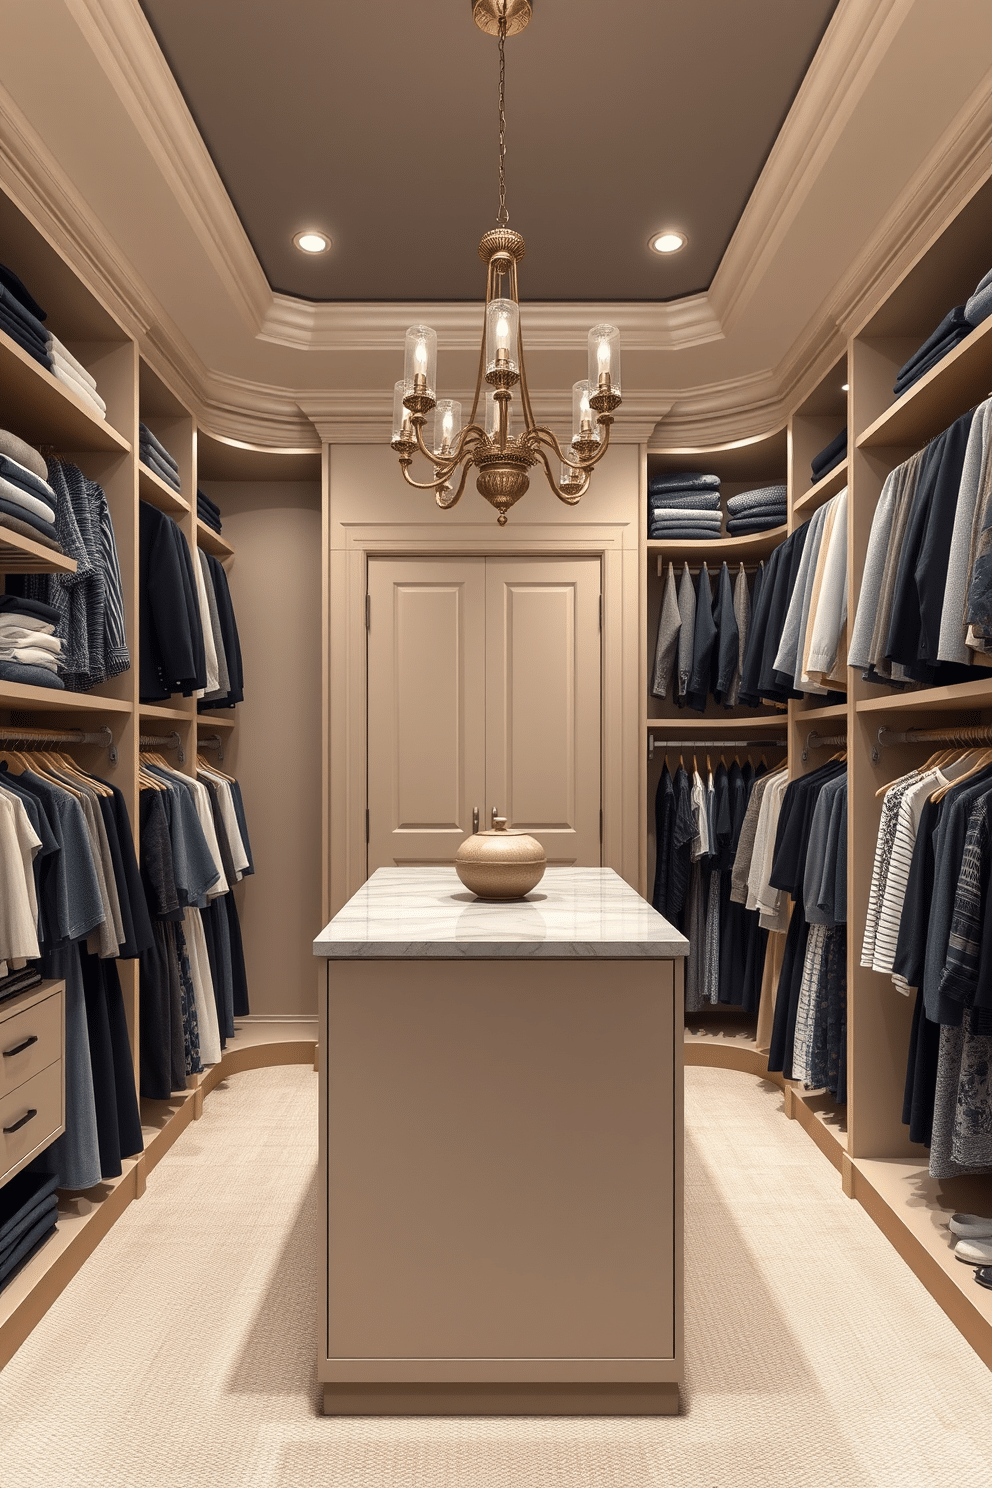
[436,458,474,510]
[410,416,486,473]
[532,442,591,506]
[399,460,455,493]
[527,421,615,472]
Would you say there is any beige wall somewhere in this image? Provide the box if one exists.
[201,480,322,1016]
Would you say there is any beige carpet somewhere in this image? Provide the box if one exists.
[1,1063,991,1487]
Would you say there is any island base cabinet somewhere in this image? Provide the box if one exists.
[319,957,683,1415]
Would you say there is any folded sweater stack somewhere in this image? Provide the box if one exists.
[890,261,992,400]
[648,471,722,540]
[0,438,63,552]
[725,484,787,535]
[811,428,847,485]
[0,593,64,690]
[0,1172,59,1296]
[197,489,222,534]
[139,424,182,495]
[0,262,52,372]
[1,260,106,419]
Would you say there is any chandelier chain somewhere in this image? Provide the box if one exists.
[497,10,508,226]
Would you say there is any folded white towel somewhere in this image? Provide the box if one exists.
[0,645,60,670]
[50,335,98,390]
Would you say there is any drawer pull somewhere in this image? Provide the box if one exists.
[3,1034,39,1059]
[3,1108,37,1134]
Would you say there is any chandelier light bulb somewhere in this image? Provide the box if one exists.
[496,314,510,350]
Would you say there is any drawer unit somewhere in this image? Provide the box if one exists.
[0,989,63,1100]
[0,981,65,1189]
[0,1060,64,1186]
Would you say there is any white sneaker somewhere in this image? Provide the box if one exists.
[949,1213,992,1240]
[954,1236,992,1265]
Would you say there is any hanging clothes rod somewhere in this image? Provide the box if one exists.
[872,721,992,763]
[139,731,184,764]
[802,729,847,762]
[197,733,224,763]
[649,734,786,760]
[0,724,117,765]
[655,556,764,579]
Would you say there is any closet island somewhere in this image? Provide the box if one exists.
[313,866,687,1417]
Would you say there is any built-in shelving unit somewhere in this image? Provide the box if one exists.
[0,181,322,1371]
[644,167,992,1372]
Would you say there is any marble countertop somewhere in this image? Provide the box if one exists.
[313,867,688,960]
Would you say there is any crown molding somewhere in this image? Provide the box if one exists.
[647,371,784,451]
[259,293,723,354]
[298,390,670,445]
[709,0,914,335]
[65,0,270,333]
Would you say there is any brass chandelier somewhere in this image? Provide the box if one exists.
[391,0,622,525]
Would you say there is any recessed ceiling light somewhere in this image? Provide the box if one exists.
[649,230,687,255]
[294,230,330,254]
[842,382,849,392]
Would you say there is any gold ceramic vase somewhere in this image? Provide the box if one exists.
[454,817,546,900]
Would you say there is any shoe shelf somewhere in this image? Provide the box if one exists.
[792,459,849,518]
[857,313,992,451]
[137,462,189,517]
[0,527,77,575]
[0,329,131,455]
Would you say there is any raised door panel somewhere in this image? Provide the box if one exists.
[367,558,486,869]
[485,557,601,865]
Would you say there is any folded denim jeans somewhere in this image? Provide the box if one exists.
[893,327,972,394]
[648,471,721,494]
[811,428,847,477]
[726,484,788,514]
[140,451,182,493]
[0,306,52,368]
[649,527,722,540]
[0,660,65,689]
[0,261,47,323]
[0,594,62,624]
[0,282,51,346]
[138,423,180,473]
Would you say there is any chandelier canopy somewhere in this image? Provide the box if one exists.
[391,0,622,525]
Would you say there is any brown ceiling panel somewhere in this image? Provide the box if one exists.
[139,0,838,303]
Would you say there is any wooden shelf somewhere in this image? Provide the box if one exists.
[793,459,848,515]
[196,520,234,559]
[199,714,236,730]
[857,314,992,450]
[138,462,189,516]
[0,527,77,575]
[648,524,787,565]
[0,329,130,454]
[0,683,131,712]
[647,713,787,733]
[855,676,992,714]
[794,700,848,723]
[138,701,194,721]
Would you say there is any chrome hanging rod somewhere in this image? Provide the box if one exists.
[649,734,786,760]
[655,556,764,578]
[0,724,117,765]
[139,731,184,764]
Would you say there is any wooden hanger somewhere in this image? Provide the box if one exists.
[196,752,235,785]
[931,746,992,804]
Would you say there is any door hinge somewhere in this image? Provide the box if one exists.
[365,593,371,630]
[365,807,370,844]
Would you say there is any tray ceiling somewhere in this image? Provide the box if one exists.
[138,0,838,304]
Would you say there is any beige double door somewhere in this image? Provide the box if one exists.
[367,555,602,871]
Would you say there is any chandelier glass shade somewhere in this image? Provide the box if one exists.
[390,0,622,525]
